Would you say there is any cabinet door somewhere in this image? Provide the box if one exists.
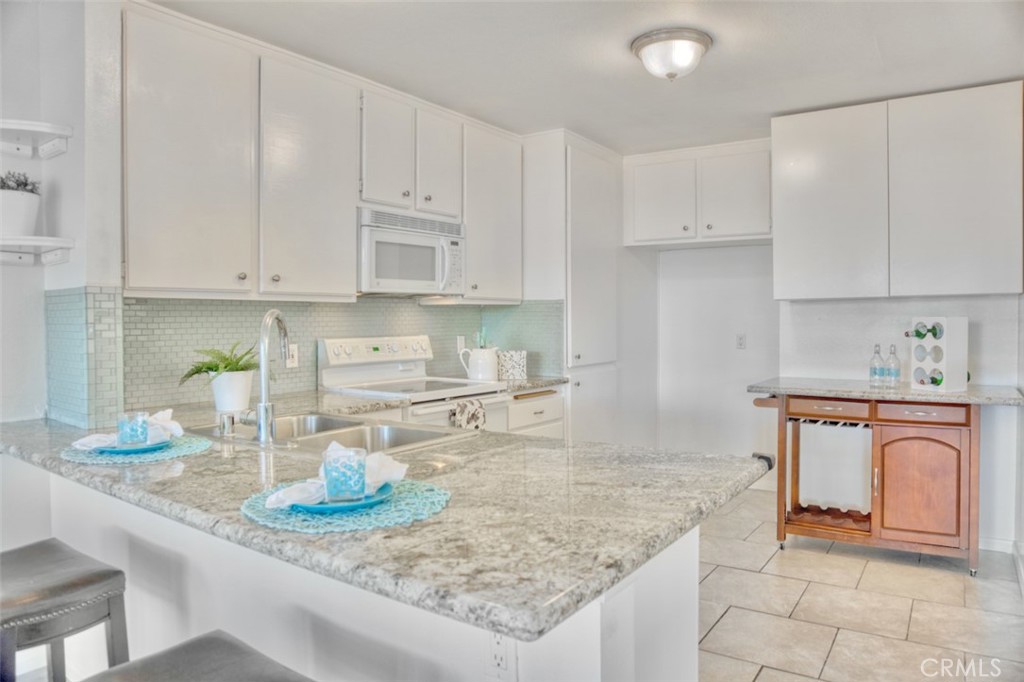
[771,102,889,300]
[260,57,360,298]
[699,150,771,239]
[124,12,256,292]
[567,145,618,367]
[889,81,1023,296]
[360,90,415,209]
[416,110,463,219]
[631,159,697,241]
[875,426,968,547]
[463,125,522,301]
[568,365,617,444]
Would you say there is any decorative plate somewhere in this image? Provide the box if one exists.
[92,441,173,455]
[291,483,395,514]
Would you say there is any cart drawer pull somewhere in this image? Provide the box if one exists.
[814,405,842,411]
[873,467,880,496]
[905,410,937,417]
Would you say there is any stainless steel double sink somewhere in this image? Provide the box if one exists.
[189,413,475,455]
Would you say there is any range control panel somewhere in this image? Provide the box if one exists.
[318,335,433,366]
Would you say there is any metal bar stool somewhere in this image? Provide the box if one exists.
[1,539,128,682]
[81,630,315,682]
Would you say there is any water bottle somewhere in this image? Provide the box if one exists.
[869,344,885,388]
[884,344,901,388]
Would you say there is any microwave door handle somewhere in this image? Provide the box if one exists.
[438,240,450,292]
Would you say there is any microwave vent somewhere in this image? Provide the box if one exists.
[364,209,464,237]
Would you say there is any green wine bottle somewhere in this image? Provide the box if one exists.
[904,322,944,339]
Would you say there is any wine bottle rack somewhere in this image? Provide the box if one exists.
[909,316,968,393]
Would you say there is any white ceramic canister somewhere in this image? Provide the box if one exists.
[459,348,499,381]
[497,350,527,381]
[0,190,41,238]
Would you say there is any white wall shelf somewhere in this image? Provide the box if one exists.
[0,120,73,159]
[0,236,74,266]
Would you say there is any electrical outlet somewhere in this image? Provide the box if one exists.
[484,632,515,680]
[286,343,299,368]
[491,633,508,671]
[736,333,747,350]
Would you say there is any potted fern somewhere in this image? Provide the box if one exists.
[180,343,259,412]
[1,171,41,238]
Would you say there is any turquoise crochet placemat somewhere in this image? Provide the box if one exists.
[61,435,213,466]
[240,479,450,534]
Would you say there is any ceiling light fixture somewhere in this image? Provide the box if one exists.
[630,28,713,81]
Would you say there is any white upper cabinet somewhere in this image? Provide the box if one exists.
[360,91,416,210]
[699,149,771,238]
[623,139,771,247]
[771,102,890,300]
[568,144,619,368]
[462,125,522,302]
[415,110,463,218]
[631,159,697,242]
[124,11,257,292]
[888,81,1023,297]
[259,56,360,299]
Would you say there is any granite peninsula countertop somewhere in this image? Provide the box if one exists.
[748,376,1024,406]
[0,419,766,641]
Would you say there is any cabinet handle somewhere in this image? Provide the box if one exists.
[905,410,937,417]
[533,410,545,416]
[402,190,411,198]
[574,381,581,387]
[424,194,433,202]
[471,284,479,290]
[814,405,842,411]
[574,353,582,360]
[873,467,880,496]
[237,272,247,281]
[683,225,690,231]
[706,224,713,231]
[271,274,281,283]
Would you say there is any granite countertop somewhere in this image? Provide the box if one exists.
[0,420,766,641]
[504,376,569,392]
[748,376,1024,406]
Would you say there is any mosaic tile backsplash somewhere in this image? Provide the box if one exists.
[122,298,565,409]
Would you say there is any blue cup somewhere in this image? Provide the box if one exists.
[117,412,149,445]
[323,448,367,502]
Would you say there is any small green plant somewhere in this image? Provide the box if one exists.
[179,342,258,385]
[0,171,40,195]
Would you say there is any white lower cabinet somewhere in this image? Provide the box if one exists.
[508,391,565,438]
[568,365,618,444]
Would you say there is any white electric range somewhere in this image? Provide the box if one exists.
[317,336,510,429]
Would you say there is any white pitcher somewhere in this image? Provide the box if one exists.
[459,347,499,381]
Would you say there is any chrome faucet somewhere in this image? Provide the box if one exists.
[256,309,289,444]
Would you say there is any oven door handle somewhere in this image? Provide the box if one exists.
[409,394,511,417]
[438,240,450,292]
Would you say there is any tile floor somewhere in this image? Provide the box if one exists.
[699,488,1024,682]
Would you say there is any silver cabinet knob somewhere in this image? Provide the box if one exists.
[271,274,281,282]
[237,272,247,281]
[424,195,433,202]
[574,381,581,387]
[402,190,411,198]
[574,353,581,360]
[683,225,690,231]
[471,284,478,290]
[706,224,713,230]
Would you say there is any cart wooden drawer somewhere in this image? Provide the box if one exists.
[508,394,564,430]
[788,398,870,420]
[876,402,968,426]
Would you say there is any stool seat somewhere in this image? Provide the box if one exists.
[82,630,316,682]
[1,539,125,627]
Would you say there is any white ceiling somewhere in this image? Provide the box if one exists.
[157,1,1024,155]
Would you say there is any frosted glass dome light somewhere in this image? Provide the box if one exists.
[631,28,713,81]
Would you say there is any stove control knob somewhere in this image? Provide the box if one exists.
[412,341,420,351]
[332,346,341,357]
[389,343,399,353]
[343,346,353,356]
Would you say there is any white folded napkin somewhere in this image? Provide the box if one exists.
[70,409,184,450]
[264,444,408,510]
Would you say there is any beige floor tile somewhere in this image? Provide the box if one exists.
[965,577,1024,616]
[756,669,819,682]
[714,495,747,516]
[701,566,808,616]
[857,561,965,606]
[737,488,778,505]
[700,600,729,640]
[701,607,836,678]
[747,522,833,553]
[827,542,921,566]
[821,629,962,682]
[700,562,717,582]
[701,535,778,572]
[792,582,912,639]
[762,548,866,588]
[963,654,1024,680]
[909,600,1024,662]
[702,514,764,540]
[920,550,1019,583]
[699,651,760,682]
[725,499,778,523]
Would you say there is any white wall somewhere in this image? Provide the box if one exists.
[781,295,1020,552]
[658,246,780,457]
[616,247,658,446]
[1017,294,1024,580]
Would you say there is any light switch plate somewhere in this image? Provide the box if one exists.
[286,344,299,368]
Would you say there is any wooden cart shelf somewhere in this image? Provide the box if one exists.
[787,505,872,534]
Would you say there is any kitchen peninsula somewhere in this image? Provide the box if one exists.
[0,414,767,681]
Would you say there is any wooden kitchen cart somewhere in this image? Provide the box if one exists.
[755,392,985,574]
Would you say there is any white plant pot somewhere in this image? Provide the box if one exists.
[210,370,254,413]
[1,190,41,238]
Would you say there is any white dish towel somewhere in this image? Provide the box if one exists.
[450,399,486,430]
[71,409,185,450]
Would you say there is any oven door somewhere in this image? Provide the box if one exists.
[360,226,451,294]
[404,394,511,431]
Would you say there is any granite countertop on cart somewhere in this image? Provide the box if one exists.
[748,376,1024,406]
[503,376,569,392]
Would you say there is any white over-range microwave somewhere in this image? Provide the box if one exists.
[358,208,465,296]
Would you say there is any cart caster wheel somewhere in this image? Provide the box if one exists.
[779,542,785,550]
[969,568,978,577]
